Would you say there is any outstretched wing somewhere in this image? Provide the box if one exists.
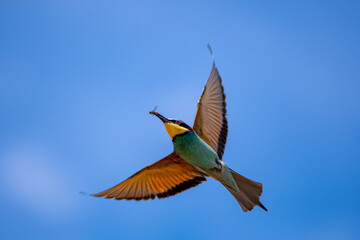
[92,153,206,200]
[193,62,228,159]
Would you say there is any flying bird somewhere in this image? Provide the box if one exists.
[92,60,267,212]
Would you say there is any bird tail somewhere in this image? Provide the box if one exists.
[224,169,267,212]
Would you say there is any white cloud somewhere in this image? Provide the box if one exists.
[1,144,79,220]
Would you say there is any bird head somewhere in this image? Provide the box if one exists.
[149,111,193,140]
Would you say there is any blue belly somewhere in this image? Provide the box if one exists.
[173,132,219,170]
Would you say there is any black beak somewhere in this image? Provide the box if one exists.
[149,111,170,123]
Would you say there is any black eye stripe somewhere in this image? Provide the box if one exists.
[180,123,190,130]
[171,120,191,130]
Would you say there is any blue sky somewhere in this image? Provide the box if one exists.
[1,1,360,239]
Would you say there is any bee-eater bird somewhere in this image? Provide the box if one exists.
[92,61,267,212]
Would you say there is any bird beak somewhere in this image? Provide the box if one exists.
[149,111,170,123]
[150,110,189,139]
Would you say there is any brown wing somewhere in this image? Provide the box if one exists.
[193,62,228,159]
[92,153,206,200]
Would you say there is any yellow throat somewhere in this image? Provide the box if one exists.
[164,122,188,139]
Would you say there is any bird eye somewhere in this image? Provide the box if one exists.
[176,121,180,124]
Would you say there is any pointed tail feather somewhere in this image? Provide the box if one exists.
[224,169,267,212]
